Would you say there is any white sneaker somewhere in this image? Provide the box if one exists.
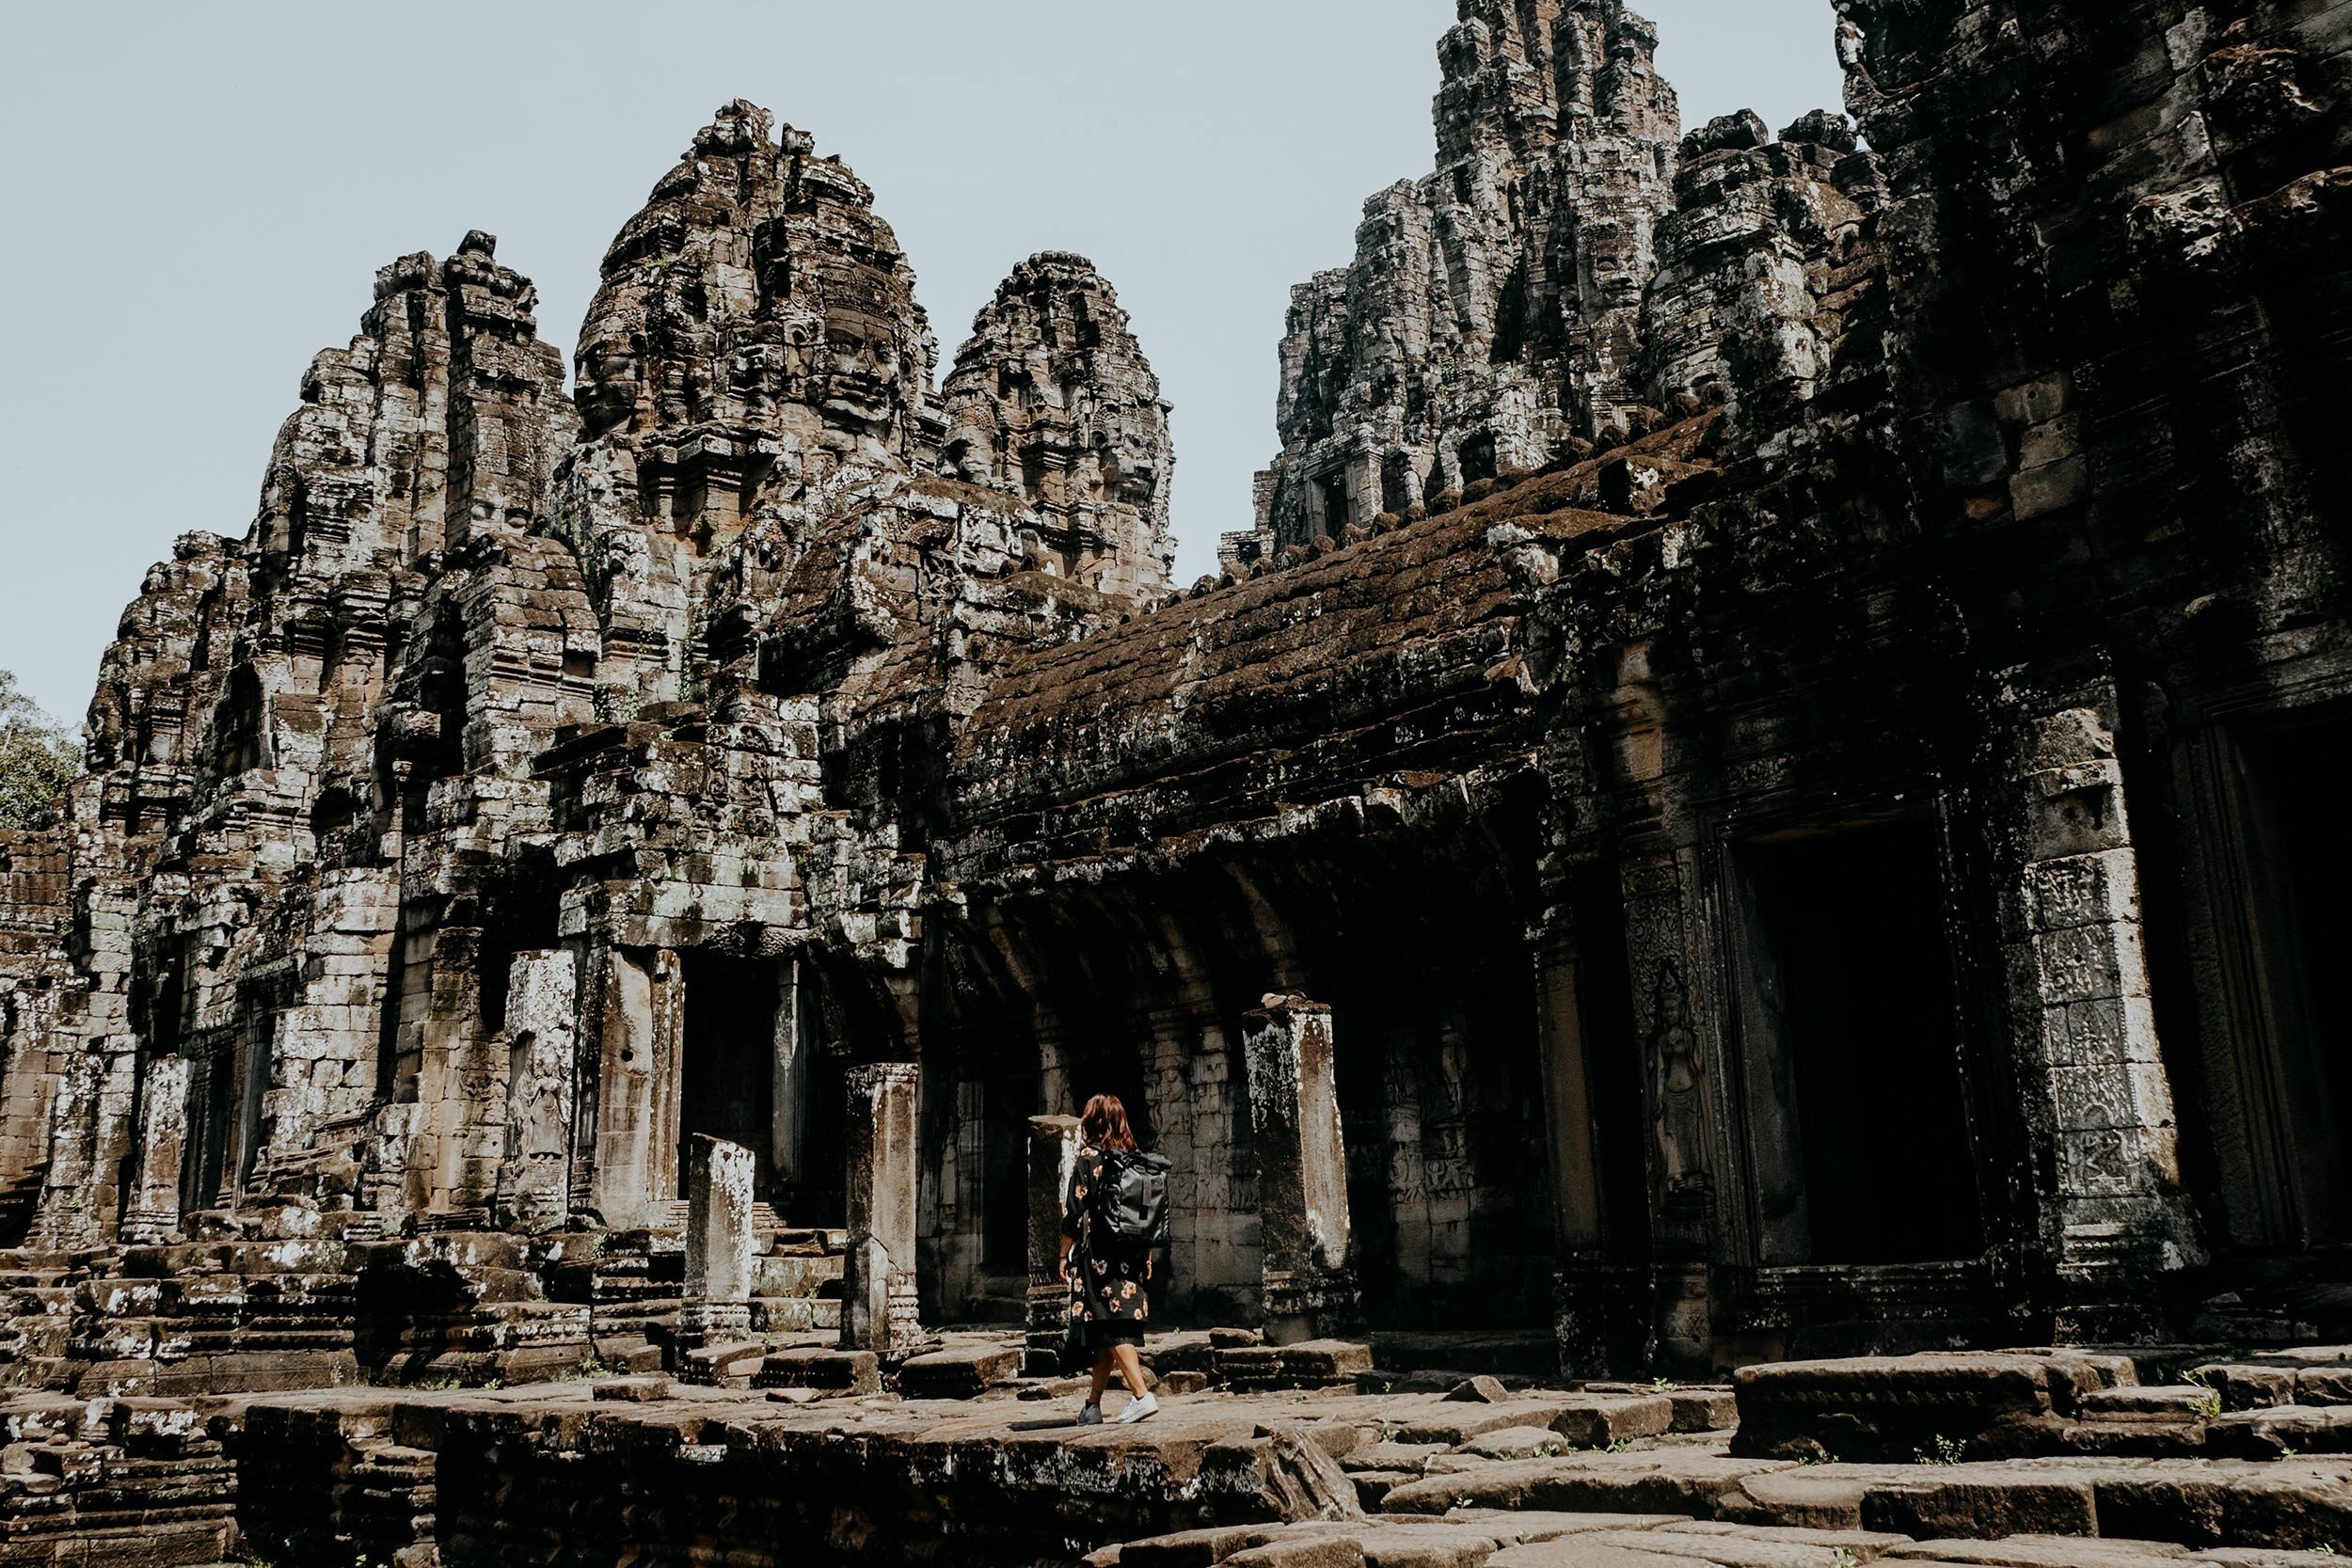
[1114,1391,1159,1424]
[1075,1402,1104,1426]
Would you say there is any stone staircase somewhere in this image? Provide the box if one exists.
[54,1201,367,1398]
[0,1394,238,1565]
[629,1199,843,1333]
[0,1256,75,1389]
[750,1228,845,1335]
[536,1211,848,1380]
[352,1229,593,1386]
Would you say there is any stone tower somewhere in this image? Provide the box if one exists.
[554,100,943,712]
[939,252,1175,602]
[1245,0,1679,559]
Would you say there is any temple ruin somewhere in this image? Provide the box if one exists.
[1,0,2349,1560]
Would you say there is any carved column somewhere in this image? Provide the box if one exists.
[1024,1113,1082,1374]
[121,1054,193,1243]
[1620,851,1716,1374]
[407,924,497,1219]
[1995,671,2204,1331]
[1242,993,1358,1343]
[841,1062,923,1352]
[584,943,683,1228]
[497,949,577,1230]
[678,1133,756,1348]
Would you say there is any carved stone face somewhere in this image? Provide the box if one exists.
[576,332,644,433]
[819,309,903,437]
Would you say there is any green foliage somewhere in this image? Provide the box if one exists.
[1914,1434,1968,1465]
[0,671,76,831]
[552,1357,618,1384]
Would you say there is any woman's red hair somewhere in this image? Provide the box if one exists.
[1081,1093,1138,1151]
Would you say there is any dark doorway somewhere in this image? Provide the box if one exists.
[185,1049,232,1215]
[982,1073,1038,1267]
[790,1043,848,1228]
[1315,471,1351,534]
[679,953,778,1202]
[1569,863,1652,1258]
[1736,818,1983,1264]
[1457,433,1499,487]
[1381,451,1414,517]
[2237,716,2352,1244]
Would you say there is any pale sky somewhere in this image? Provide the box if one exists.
[0,1,1844,723]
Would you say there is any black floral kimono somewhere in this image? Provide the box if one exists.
[1062,1144,1152,1345]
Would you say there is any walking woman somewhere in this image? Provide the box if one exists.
[1058,1093,1168,1425]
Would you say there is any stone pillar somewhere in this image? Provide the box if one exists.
[585,943,683,1228]
[121,1054,193,1243]
[1997,675,2204,1332]
[405,924,495,1219]
[841,1062,923,1353]
[678,1133,756,1346]
[1024,1114,1082,1374]
[1242,993,1359,1343]
[771,958,807,1200]
[498,950,578,1230]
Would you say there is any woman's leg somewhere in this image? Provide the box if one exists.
[1089,1345,1117,1404]
[1110,1341,1149,1398]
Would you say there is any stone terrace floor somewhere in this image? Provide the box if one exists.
[8,1338,2352,1562]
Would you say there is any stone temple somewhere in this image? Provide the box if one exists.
[1,1,2350,1562]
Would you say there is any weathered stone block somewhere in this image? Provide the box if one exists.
[1548,1395,1674,1449]
[757,1346,880,1395]
[897,1343,1021,1400]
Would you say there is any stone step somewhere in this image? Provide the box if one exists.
[2077,1386,2219,1418]
[748,1253,840,1298]
[897,1343,1023,1400]
[1387,1448,2352,1548]
[751,1296,838,1334]
[677,1339,768,1386]
[1731,1351,2139,1462]
[637,1201,818,1241]
[1387,1393,1675,1450]
[1370,1330,1563,1380]
[2205,1402,2352,1458]
[756,1346,880,1395]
